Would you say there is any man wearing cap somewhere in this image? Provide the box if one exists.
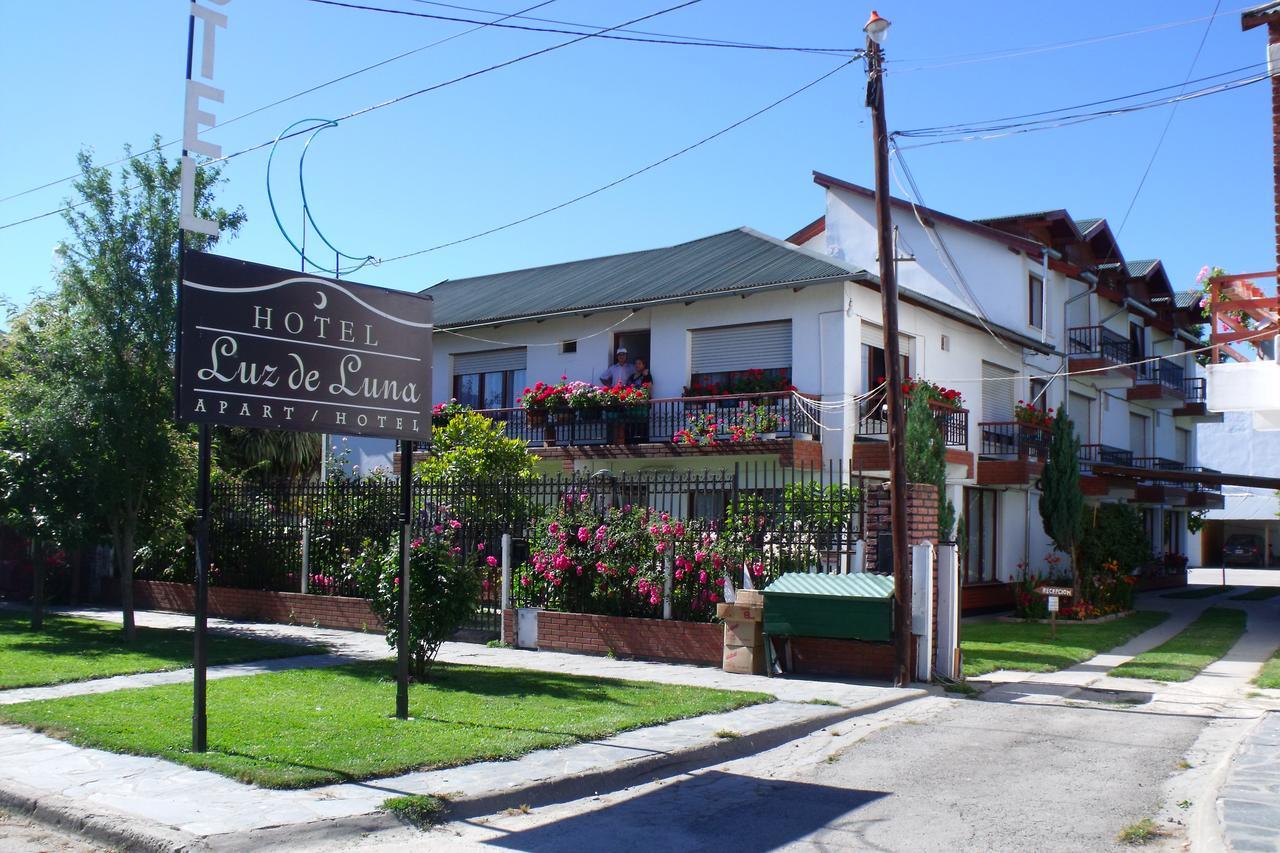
[599,347,635,387]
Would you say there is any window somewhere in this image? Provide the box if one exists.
[1029,378,1049,412]
[963,488,998,584]
[689,321,791,394]
[982,362,1017,423]
[940,334,950,352]
[1129,413,1149,458]
[452,348,527,410]
[1176,427,1191,464]
[561,340,577,354]
[1129,321,1146,361]
[1028,274,1044,329]
[1069,391,1093,443]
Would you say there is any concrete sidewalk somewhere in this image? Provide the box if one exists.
[0,607,924,851]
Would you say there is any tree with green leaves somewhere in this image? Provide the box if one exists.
[905,390,956,541]
[216,428,322,483]
[1038,409,1085,598]
[0,141,243,640]
[416,411,538,527]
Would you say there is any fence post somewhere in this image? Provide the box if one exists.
[853,538,866,573]
[911,541,935,683]
[663,554,673,620]
[300,517,310,594]
[500,533,512,644]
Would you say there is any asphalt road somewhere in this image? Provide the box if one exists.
[333,692,1207,853]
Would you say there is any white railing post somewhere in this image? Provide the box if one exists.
[853,538,866,573]
[911,541,935,683]
[301,517,309,594]
[935,543,960,680]
[500,533,512,644]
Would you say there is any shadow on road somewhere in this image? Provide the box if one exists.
[479,770,889,853]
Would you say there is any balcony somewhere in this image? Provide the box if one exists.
[1067,325,1136,389]
[1078,444,1132,496]
[851,400,973,476]
[1127,358,1187,408]
[1178,466,1226,510]
[975,421,1050,485]
[1172,377,1224,424]
[470,391,822,461]
[1132,457,1190,505]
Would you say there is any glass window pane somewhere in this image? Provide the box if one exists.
[483,372,505,410]
[454,373,480,408]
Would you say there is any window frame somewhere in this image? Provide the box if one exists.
[1028,274,1044,330]
[452,368,526,410]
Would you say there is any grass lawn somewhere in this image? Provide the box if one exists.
[1255,649,1280,689]
[1110,607,1248,682]
[0,611,325,690]
[1230,587,1280,602]
[0,660,773,788]
[1162,586,1235,600]
[961,611,1169,677]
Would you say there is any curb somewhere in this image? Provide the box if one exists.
[0,778,198,852]
[2,689,926,851]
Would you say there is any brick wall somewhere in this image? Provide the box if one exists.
[862,482,938,573]
[786,636,895,681]
[134,580,382,633]
[504,608,722,665]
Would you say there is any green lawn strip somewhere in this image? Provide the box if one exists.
[0,611,326,690]
[961,611,1169,677]
[1110,607,1248,683]
[0,660,772,788]
[1255,649,1280,689]
[1230,587,1280,602]
[1162,586,1235,600]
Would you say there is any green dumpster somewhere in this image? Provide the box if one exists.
[762,573,895,642]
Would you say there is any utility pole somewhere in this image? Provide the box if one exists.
[865,10,912,687]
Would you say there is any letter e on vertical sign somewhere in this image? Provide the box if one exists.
[176,251,432,441]
[181,1,230,238]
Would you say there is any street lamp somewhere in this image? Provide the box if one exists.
[864,9,911,688]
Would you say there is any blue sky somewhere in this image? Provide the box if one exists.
[0,1,1272,308]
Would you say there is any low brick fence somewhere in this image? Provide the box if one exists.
[134,580,382,632]
[502,608,722,665]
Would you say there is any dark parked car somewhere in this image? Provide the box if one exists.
[1223,534,1265,567]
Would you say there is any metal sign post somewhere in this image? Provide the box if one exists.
[175,251,432,744]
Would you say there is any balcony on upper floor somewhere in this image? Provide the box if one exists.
[1067,325,1136,389]
[975,421,1050,485]
[465,390,823,464]
[1078,444,1132,497]
[1176,465,1226,511]
[1172,376,1223,424]
[1127,358,1187,408]
[1131,456,1190,505]
[852,400,972,476]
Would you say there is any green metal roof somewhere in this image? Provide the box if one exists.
[1175,289,1204,310]
[1074,217,1105,235]
[764,572,894,599]
[1125,259,1161,278]
[422,227,868,328]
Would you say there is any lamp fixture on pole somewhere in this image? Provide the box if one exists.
[864,9,912,688]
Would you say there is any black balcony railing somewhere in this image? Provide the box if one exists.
[471,391,822,448]
[1182,376,1206,403]
[1181,466,1223,493]
[1135,358,1186,394]
[1068,325,1135,365]
[978,421,1051,459]
[857,400,969,448]
[1132,456,1188,487]
[1078,443,1132,472]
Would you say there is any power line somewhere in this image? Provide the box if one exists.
[0,0,560,206]
[893,70,1267,149]
[301,0,855,55]
[888,4,1254,72]
[0,0,710,233]
[378,57,857,265]
[1115,0,1222,237]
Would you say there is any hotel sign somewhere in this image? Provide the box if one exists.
[177,251,432,440]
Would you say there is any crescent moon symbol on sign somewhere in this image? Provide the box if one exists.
[314,290,328,310]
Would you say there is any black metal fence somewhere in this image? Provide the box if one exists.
[978,421,1050,459]
[147,462,866,633]
[1135,357,1186,394]
[858,399,968,448]
[1068,325,1135,365]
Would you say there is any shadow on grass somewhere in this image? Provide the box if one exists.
[338,660,659,707]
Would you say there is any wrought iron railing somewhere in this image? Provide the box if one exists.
[1067,325,1135,365]
[1135,357,1186,394]
[1078,443,1132,472]
[1132,456,1188,487]
[978,421,1050,459]
[1182,376,1206,403]
[471,391,822,447]
[857,400,969,448]
[1180,466,1222,493]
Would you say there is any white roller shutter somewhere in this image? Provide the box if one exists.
[690,321,791,373]
[1068,392,1092,443]
[453,348,527,374]
[981,362,1016,423]
[860,321,910,352]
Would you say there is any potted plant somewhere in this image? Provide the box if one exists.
[432,398,468,428]
[673,410,719,447]
[735,402,783,440]
[519,381,563,444]
[1013,400,1054,429]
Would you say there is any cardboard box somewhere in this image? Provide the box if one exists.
[722,643,764,675]
[716,603,761,622]
[734,589,764,608]
[723,619,764,648]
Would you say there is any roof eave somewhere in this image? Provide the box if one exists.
[1243,1,1280,30]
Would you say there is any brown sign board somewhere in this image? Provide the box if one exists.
[176,251,432,440]
[1036,586,1073,597]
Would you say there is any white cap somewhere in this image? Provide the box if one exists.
[616,347,628,354]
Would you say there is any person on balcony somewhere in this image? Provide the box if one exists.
[600,347,634,387]
[629,357,653,389]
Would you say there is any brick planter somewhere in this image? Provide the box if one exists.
[133,580,382,633]
[501,609,721,666]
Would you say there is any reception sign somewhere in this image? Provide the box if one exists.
[177,251,432,440]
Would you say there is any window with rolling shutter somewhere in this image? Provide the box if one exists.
[452,348,527,410]
[981,362,1016,423]
[452,348,527,374]
[690,321,791,374]
[1068,392,1092,443]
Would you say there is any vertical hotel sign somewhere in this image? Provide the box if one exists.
[180,0,229,238]
[177,251,433,440]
